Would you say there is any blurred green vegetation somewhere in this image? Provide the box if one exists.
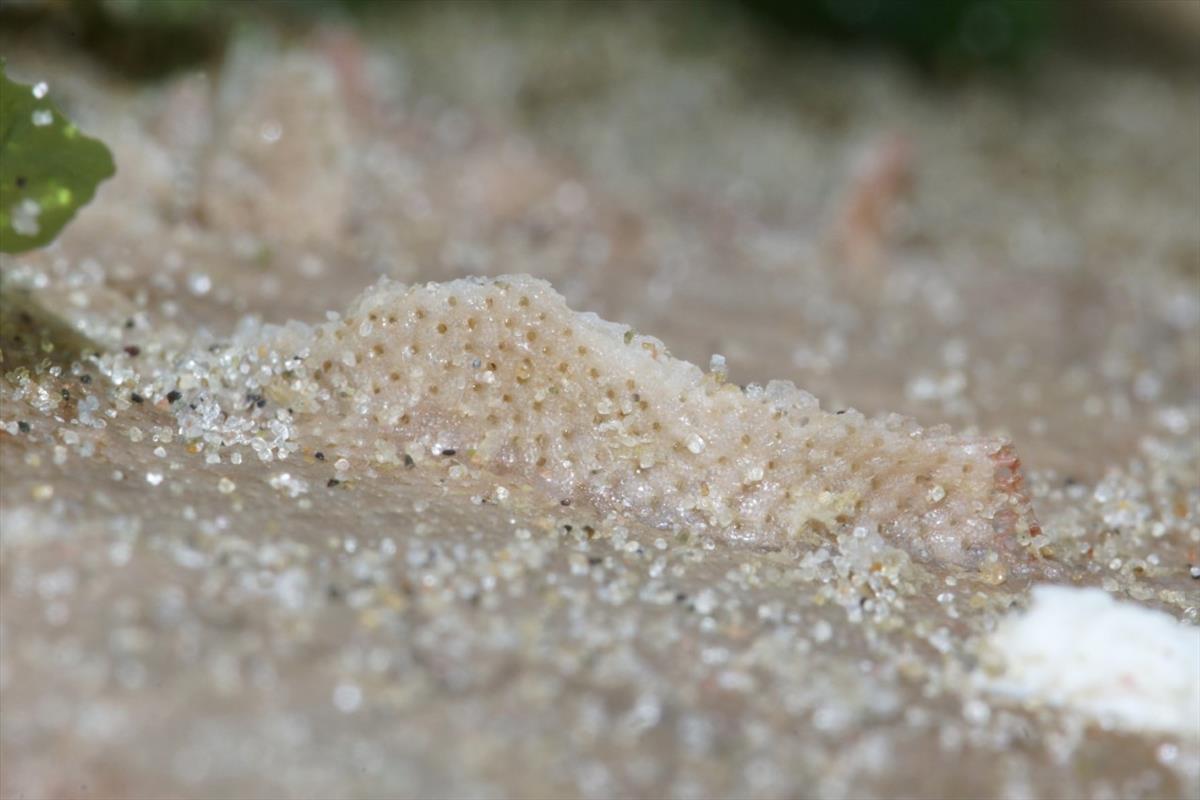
[0,0,1058,82]
[0,63,115,253]
[738,0,1056,69]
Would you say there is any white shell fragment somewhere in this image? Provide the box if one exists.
[979,585,1200,738]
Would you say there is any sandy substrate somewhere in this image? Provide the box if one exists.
[1,7,1198,799]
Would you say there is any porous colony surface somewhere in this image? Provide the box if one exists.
[272,275,1037,568]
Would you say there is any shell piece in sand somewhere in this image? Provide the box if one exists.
[978,585,1200,738]
[267,275,1038,568]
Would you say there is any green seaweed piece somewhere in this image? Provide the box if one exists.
[0,62,116,253]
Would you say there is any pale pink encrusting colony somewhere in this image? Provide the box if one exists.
[264,275,1040,569]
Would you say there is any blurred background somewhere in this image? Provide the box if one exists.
[3,0,1200,78]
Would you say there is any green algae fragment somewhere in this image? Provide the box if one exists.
[1,64,116,253]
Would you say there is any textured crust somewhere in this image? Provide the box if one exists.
[268,275,1039,567]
